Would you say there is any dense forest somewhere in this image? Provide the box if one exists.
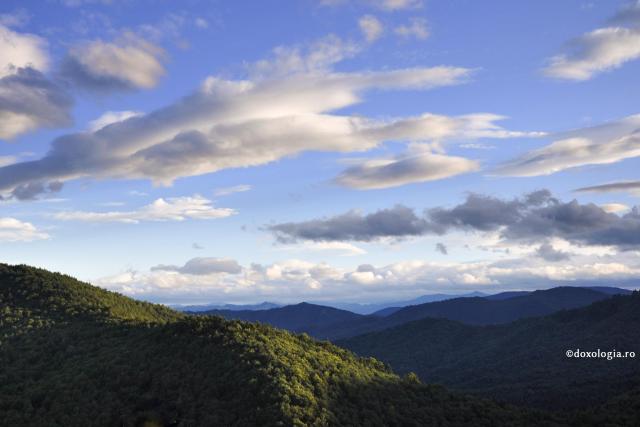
[1,263,554,427]
[339,292,640,414]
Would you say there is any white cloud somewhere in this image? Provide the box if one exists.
[335,113,537,189]
[359,15,384,42]
[336,151,479,189]
[283,241,367,256]
[543,2,640,81]
[0,217,49,242]
[319,0,422,11]
[0,25,48,78]
[394,18,429,40]
[372,0,422,11]
[62,33,165,90]
[88,110,143,131]
[213,184,252,197]
[497,114,640,176]
[575,180,640,195]
[152,257,242,275]
[0,156,17,167]
[600,203,630,213]
[250,34,361,77]
[53,195,235,224]
[0,34,477,198]
[0,26,71,140]
[544,28,640,80]
[95,252,640,304]
[195,18,209,29]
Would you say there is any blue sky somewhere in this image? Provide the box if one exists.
[1,0,640,304]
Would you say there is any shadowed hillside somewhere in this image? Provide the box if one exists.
[339,292,640,412]
[206,286,622,341]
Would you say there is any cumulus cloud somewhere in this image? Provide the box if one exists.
[95,253,640,304]
[394,18,429,40]
[543,2,640,80]
[575,180,640,195]
[359,15,384,42]
[269,190,640,251]
[336,151,479,189]
[496,114,640,176]
[0,33,477,199]
[61,33,165,91]
[151,257,242,275]
[0,217,49,241]
[53,195,235,223]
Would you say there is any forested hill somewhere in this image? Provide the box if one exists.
[0,264,552,427]
[194,302,362,335]
[339,291,640,414]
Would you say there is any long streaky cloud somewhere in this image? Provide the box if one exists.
[54,195,235,224]
[496,114,640,177]
[575,181,640,194]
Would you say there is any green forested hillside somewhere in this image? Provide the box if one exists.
[0,264,554,427]
[339,292,640,412]
[196,302,363,336]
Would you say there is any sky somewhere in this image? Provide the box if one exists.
[1,0,640,305]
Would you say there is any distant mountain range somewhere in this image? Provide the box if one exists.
[174,292,488,314]
[315,292,489,315]
[200,286,632,340]
[173,301,281,312]
[339,291,640,412]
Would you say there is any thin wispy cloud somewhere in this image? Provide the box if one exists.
[359,15,384,42]
[54,195,235,223]
[394,18,429,40]
[214,184,252,197]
